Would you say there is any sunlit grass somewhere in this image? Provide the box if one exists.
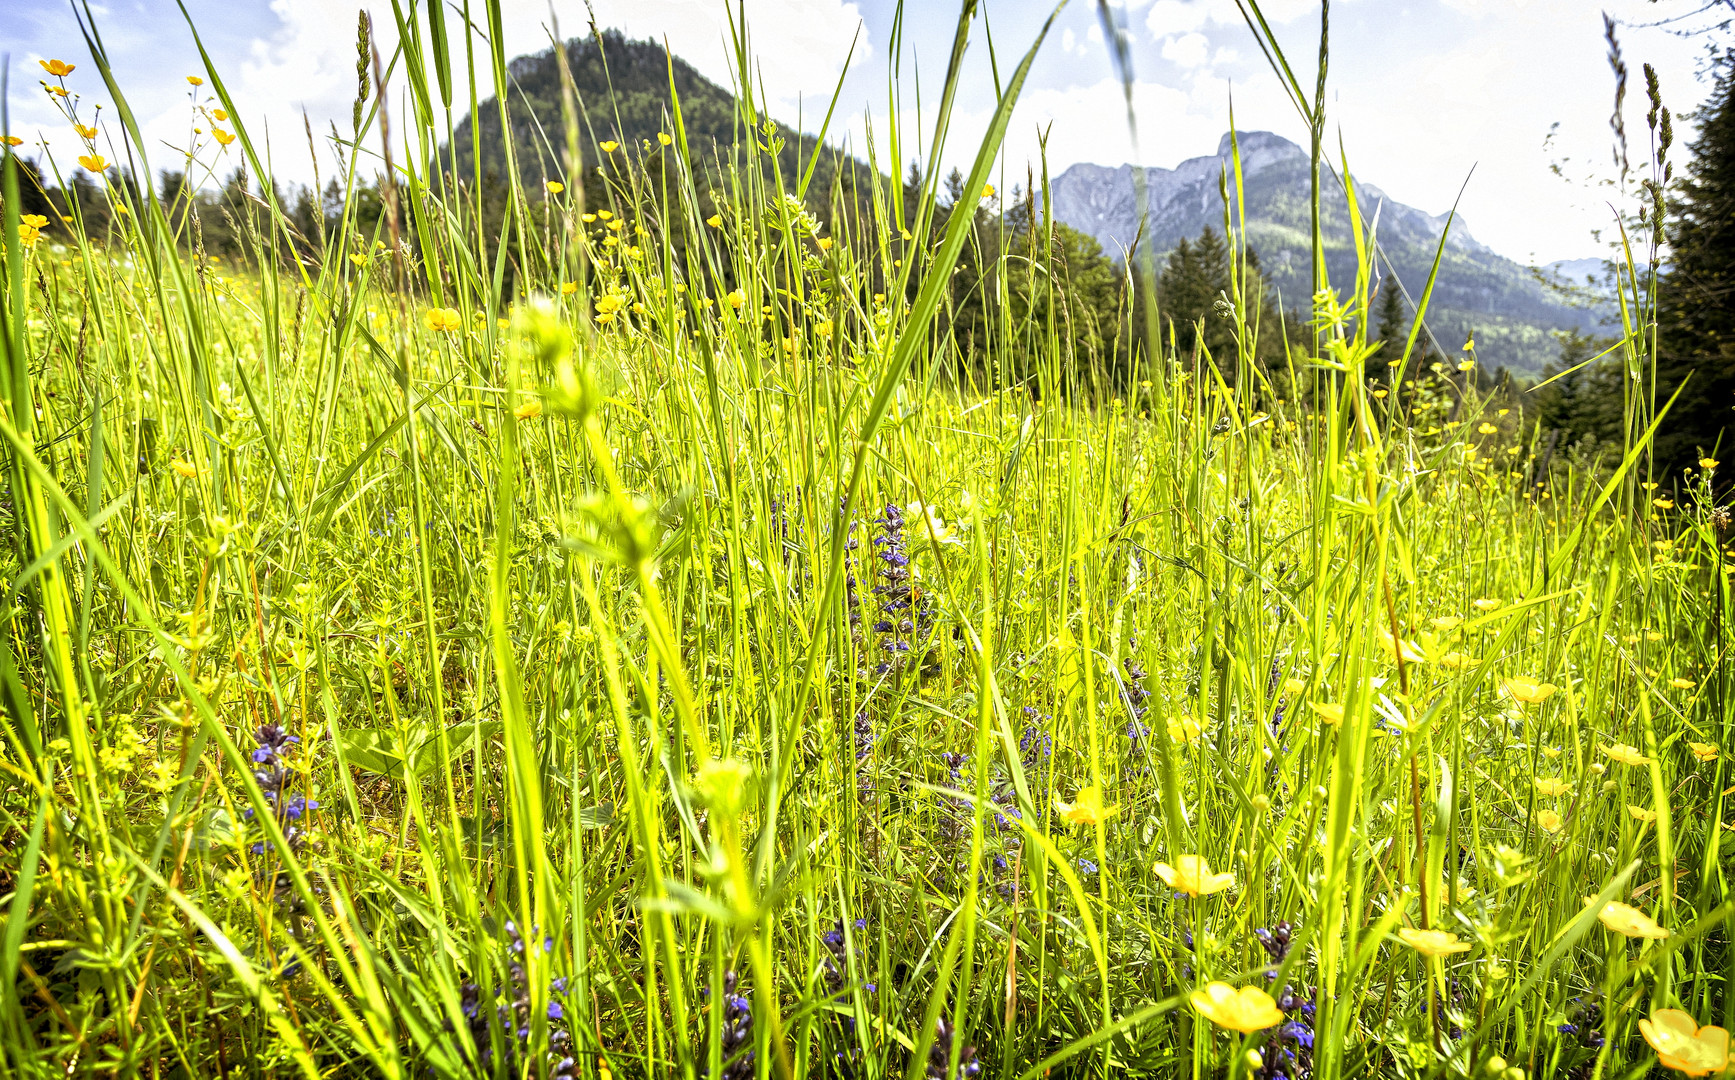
[0,3,1728,1079]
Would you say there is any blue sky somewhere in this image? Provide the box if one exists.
[3,0,1723,261]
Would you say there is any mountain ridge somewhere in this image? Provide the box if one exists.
[1048,131,1603,375]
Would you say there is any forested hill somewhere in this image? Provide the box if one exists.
[1049,131,1609,376]
[448,30,868,209]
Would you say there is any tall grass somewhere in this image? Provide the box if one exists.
[1,2,1728,1078]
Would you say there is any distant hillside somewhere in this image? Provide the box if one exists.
[1048,132,1608,376]
[450,30,868,210]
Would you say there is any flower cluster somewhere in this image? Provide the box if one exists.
[870,503,915,674]
[1254,922,1314,1080]
[450,921,575,1078]
[718,970,754,1080]
[246,723,318,878]
[927,1016,982,1080]
[1557,994,1605,1050]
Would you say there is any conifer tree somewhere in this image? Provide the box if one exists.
[1655,50,1735,470]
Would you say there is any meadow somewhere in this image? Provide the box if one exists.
[0,2,1730,1078]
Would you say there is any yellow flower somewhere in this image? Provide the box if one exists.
[981,183,995,200]
[1655,498,1675,509]
[817,237,833,251]
[1054,785,1118,827]
[40,59,76,78]
[170,458,200,479]
[1535,808,1563,833]
[74,123,97,139]
[725,289,746,310]
[706,214,723,228]
[1438,651,1477,669]
[1308,702,1345,726]
[560,281,577,296]
[657,131,673,145]
[599,140,619,152]
[1533,777,1571,797]
[1478,422,1498,434]
[212,128,235,147]
[423,307,462,333]
[1282,677,1307,696]
[513,399,542,420]
[1628,805,1659,824]
[1701,458,1719,470]
[596,209,613,220]
[1473,597,1502,611]
[595,295,626,316]
[213,109,228,121]
[349,253,366,267]
[187,75,203,85]
[48,86,69,97]
[1457,359,1476,371]
[1154,854,1235,897]
[1689,742,1719,763]
[2,136,22,147]
[22,214,47,230]
[1671,678,1696,690]
[1189,982,1283,1034]
[1166,716,1202,744]
[1601,742,1650,767]
[1640,1009,1730,1076]
[1396,928,1471,957]
[78,154,107,172]
[1431,616,1463,632]
[1502,677,1558,705]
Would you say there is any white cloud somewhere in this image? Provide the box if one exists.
[1160,33,1212,69]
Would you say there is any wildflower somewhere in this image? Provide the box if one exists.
[514,399,542,420]
[1438,651,1476,669]
[212,128,235,147]
[1627,805,1658,824]
[1533,777,1571,797]
[657,131,673,145]
[48,86,69,97]
[1458,359,1475,371]
[981,183,995,200]
[1601,742,1650,767]
[1536,808,1564,833]
[1473,597,1502,611]
[1166,716,1203,744]
[1189,982,1283,1033]
[1283,677,1307,695]
[79,154,107,172]
[1591,898,1669,938]
[545,180,564,194]
[349,253,366,267]
[1154,854,1235,897]
[1308,702,1345,725]
[214,109,228,121]
[1655,498,1675,510]
[1478,422,1498,434]
[560,281,577,295]
[1502,676,1558,705]
[926,1016,981,1079]
[40,59,76,77]
[1689,742,1718,763]
[1055,785,1117,827]
[1396,928,1471,957]
[1640,1009,1731,1076]
[2,136,21,146]
[424,307,462,334]
[1701,458,1719,470]
[1670,677,1695,690]
[707,214,723,228]
[905,502,961,545]
[599,140,619,152]
[22,214,47,230]
[725,289,746,310]
[74,123,96,139]
[187,74,203,85]
[817,237,833,251]
[170,457,200,478]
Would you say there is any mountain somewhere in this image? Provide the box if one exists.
[1048,132,1606,376]
[449,30,868,210]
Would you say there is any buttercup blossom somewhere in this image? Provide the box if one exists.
[1189,982,1283,1033]
[40,59,76,77]
[1590,899,1669,939]
[1533,777,1571,797]
[1535,809,1563,833]
[1628,805,1659,824]
[1154,854,1235,897]
[79,154,107,172]
[1309,702,1345,725]
[1601,742,1650,767]
[1396,928,1471,957]
[1640,1009,1731,1076]
[1502,676,1557,705]
[1689,742,1719,763]
[1055,785,1117,827]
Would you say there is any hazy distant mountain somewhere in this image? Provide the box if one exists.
[1048,131,1607,376]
